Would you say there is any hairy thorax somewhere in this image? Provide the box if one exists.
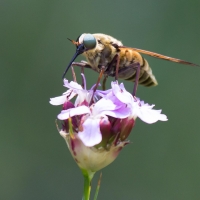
[83,34,123,72]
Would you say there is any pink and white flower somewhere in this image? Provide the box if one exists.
[50,74,167,172]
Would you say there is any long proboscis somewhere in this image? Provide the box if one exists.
[62,51,80,79]
[120,46,200,67]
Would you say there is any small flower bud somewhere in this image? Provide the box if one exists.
[62,101,74,110]
[97,118,112,148]
[120,117,135,141]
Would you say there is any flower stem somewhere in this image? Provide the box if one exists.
[93,172,102,200]
[81,169,95,200]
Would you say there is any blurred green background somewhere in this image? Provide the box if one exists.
[1,0,200,199]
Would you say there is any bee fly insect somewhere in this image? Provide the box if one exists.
[63,33,199,96]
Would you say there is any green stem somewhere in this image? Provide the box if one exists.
[93,172,102,200]
[81,169,95,200]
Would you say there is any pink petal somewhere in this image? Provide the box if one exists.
[96,89,112,98]
[111,82,133,104]
[101,106,131,119]
[94,98,119,114]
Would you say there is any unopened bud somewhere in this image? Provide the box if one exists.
[97,118,112,148]
[120,117,135,141]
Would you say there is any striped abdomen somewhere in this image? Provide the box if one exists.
[117,48,158,87]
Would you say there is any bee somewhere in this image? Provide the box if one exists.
[63,33,199,95]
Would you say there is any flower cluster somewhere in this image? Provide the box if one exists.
[50,74,167,172]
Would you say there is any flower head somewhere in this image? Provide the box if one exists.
[50,74,167,172]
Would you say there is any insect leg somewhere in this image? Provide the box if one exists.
[90,68,105,105]
[102,75,108,90]
[71,61,93,70]
[116,63,141,96]
[104,54,119,76]
[101,54,119,90]
[115,53,120,81]
[132,63,140,97]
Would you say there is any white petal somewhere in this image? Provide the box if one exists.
[137,107,168,124]
[78,118,102,147]
[57,105,90,120]
[63,79,83,90]
[63,89,77,100]
[49,95,66,105]
[74,90,92,106]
